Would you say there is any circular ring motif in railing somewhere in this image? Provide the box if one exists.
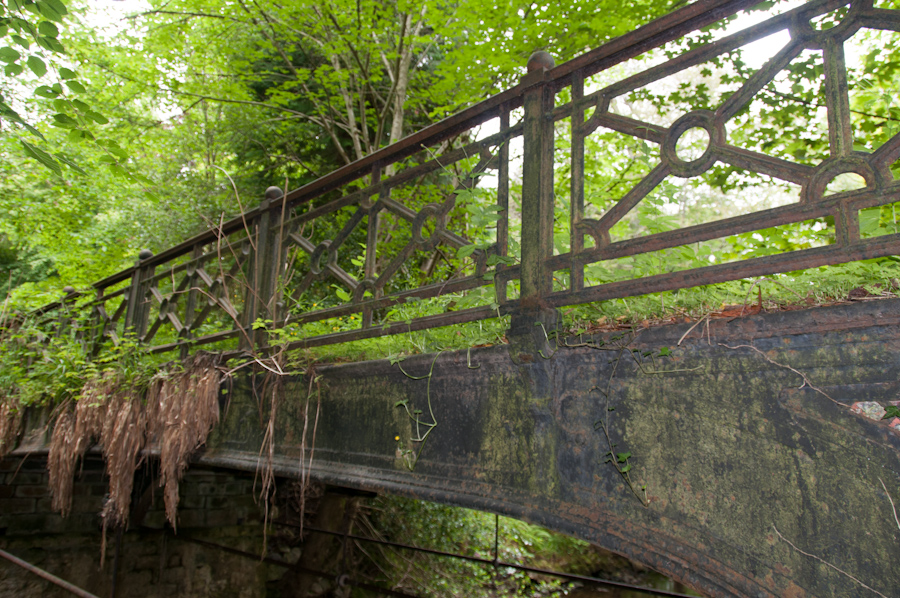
[352,277,379,303]
[661,110,722,178]
[309,240,334,276]
[412,204,445,246]
[803,154,881,203]
[790,1,867,49]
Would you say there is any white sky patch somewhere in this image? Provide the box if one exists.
[80,0,149,36]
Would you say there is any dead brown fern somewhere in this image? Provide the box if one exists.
[48,373,114,517]
[48,408,77,516]
[47,353,223,536]
[99,389,148,529]
[148,352,222,530]
[0,396,22,458]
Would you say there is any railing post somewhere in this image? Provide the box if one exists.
[124,249,154,341]
[508,51,560,360]
[246,186,284,350]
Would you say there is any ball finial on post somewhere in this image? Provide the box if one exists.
[265,186,284,200]
[62,286,75,295]
[526,51,555,72]
[138,249,154,261]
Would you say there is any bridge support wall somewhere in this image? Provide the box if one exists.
[203,299,900,598]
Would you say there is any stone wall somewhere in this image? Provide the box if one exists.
[0,455,273,598]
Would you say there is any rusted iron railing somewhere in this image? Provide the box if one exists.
[30,0,900,357]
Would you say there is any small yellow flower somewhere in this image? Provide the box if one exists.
[394,435,400,441]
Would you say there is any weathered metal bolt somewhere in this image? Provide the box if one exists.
[526,50,555,72]
[138,249,154,261]
[265,186,284,200]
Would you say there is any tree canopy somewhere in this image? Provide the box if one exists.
[0,0,679,302]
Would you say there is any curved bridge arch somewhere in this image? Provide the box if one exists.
[201,299,900,598]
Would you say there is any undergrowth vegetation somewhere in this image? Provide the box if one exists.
[356,494,700,597]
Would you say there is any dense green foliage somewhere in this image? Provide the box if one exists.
[2,1,900,595]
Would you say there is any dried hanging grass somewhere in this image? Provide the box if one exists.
[99,389,147,528]
[46,352,224,535]
[147,352,222,530]
[48,408,77,515]
[48,373,115,517]
[0,396,22,458]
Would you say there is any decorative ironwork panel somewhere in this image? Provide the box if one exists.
[549,0,900,307]
[274,108,522,348]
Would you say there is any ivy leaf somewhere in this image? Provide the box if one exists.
[20,139,61,176]
[26,55,45,76]
[616,452,632,463]
[658,346,672,357]
[882,405,900,419]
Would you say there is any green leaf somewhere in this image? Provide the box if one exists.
[393,399,408,408]
[64,80,85,93]
[11,34,29,48]
[58,66,76,79]
[51,112,79,128]
[108,163,128,177]
[456,244,477,259]
[53,152,86,175]
[40,0,68,19]
[37,20,58,37]
[658,347,672,357]
[20,139,61,176]
[620,463,632,473]
[86,110,108,125]
[4,62,23,76]
[67,129,92,142]
[616,452,632,463]
[34,84,58,98]
[26,55,45,76]
[883,405,900,419]
[0,46,21,63]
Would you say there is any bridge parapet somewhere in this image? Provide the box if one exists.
[19,0,900,360]
[198,298,900,598]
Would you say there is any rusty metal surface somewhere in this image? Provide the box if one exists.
[27,0,886,356]
[197,298,900,598]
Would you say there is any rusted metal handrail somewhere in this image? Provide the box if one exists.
[23,0,900,359]
[0,548,100,598]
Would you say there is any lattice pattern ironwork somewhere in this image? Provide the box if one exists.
[26,0,900,357]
